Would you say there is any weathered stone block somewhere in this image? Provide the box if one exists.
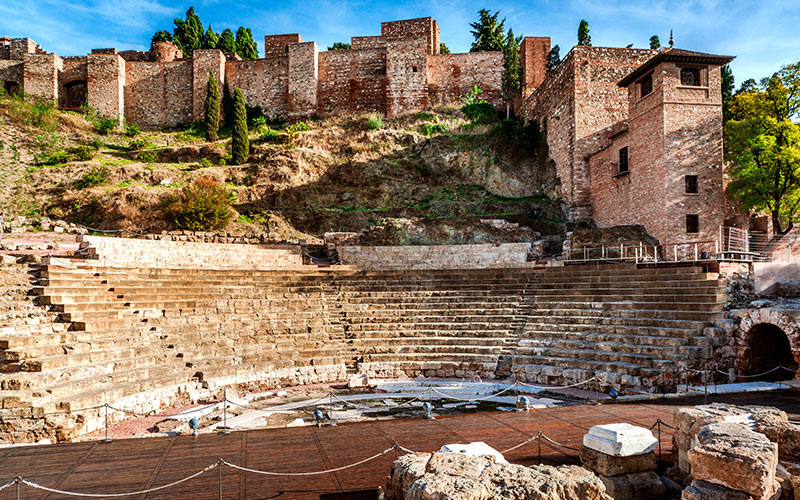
[580,446,657,476]
[682,480,755,500]
[583,423,658,457]
[599,471,665,500]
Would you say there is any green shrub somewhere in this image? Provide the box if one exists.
[252,116,268,129]
[75,166,110,188]
[287,121,309,134]
[67,145,97,162]
[89,138,104,150]
[416,111,437,122]
[135,150,158,163]
[365,114,384,130]
[231,88,249,164]
[125,122,141,137]
[461,85,485,105]
[420,123,448,136]
[95,118,117,135]
[167,177,235,231]
[462,102,497,124]
[260,128,279,141]
[128,138,155,150]
[5,94,58,131]
[37,150,70,165]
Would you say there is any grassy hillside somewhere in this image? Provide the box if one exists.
[0,94,566,244]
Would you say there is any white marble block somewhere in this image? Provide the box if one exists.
[437,442,508,464]
[583,423,658,457]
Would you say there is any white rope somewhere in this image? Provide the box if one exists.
[715,366,794,378]
[20,461,219,497]
[221,447,395,476]
[0,479,15,492]
[430,383,518,402]
[500,433,540,453]
[516,376,601,391]
[540,432,580,451]
[395,443,420,454]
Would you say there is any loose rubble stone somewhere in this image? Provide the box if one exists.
[688,423,778,499]
[383,452,612,500]
[682,480,756,500]
[599,471,665,500]
[756,421,800,461]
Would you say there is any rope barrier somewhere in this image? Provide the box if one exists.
[517,376,602,391]
[19,461,219,497]
[221,447,395,476]
[540,432,580,451]
[0,479,15,492]
[715,366,795,378]
[430,383,518,402]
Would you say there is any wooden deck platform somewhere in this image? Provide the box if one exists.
[1,389,799,500]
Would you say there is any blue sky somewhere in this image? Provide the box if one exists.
[1,0,798,84]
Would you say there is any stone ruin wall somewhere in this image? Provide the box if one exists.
[524,47,656,216]
[336,242,532,270]
[0,17,510,127]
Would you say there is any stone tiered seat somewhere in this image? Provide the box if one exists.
[1,261,728,442]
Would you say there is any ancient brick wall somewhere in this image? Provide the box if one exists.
[225,57,289,118]
[337,243,532,269]
[191,49,226,122]
[385,38,428,117]
[317,48,386,114]
[288,42,318,118]
[0,60,23,91]
[78,235,303,269]
[264,34,302,58]
[351,36,385,50]
[22,53,61,100]
[124,60,192,128]
[520,37,550,99]
[381,17,438,54]
[88,51,125,122]
[58,57,88,108]
[427,52,503,108]
[525,46,656,217]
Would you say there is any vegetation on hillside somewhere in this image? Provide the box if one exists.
[151,7,258,59]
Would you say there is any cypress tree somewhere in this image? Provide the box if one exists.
[204,26,220,50]
[204,71,220,142]
[547,45,561,72]
[577,20,591,46]
[218,29,237,54]
[501,28,523,108]
[222,81,234,127]
[469,9,506,52]
[649,35,660,49]
[231,88,249,164]
[235,27,259,59]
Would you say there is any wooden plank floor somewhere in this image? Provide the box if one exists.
[1,389,798,500]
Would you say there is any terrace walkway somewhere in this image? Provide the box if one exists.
[1,389,798,500]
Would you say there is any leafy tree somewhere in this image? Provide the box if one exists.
[501,28,523,107]
[235,27,259,59]
[439,43,451,54]
[721,64,735,122]
[577,20,591,46]
[204,26,219,50]
[547,45,561,72]
[168,177,235,231]
[649,35,660,49]
[737,78,759,95]
[328,42,351,50]
[218,29,237,54]
[152,30,173,43]
[173,7,204,57]
[469,9,506,52]
[231,88,249,164]
[204,71,220,142]
[222,81,234,127]
[725,62,800,234]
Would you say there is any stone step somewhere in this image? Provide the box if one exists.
[509,355,662,377]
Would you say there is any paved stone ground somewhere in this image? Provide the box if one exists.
[0,389,798,500]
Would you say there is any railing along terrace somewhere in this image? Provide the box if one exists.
[564,240,722,263]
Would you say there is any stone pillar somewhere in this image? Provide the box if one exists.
[22,52,62,101]
[87,50,125,123]
[288,41,318,119]
[385,38,428,117]
[192,49,226,123]
[520,37,551,99]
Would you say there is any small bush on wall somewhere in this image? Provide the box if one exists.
[167,177,235,231]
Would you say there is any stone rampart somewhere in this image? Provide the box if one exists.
[336,242,532,269]
[76,235,303,269]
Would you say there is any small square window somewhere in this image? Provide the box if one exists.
[685,175,698,194]
[680,67,701,86]
[640,75,653,97]
[412,66,418,73]
[618,147,629,174]
[686,214,699,233]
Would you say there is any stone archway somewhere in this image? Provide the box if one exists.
[63,80,88,109]
[3,80,19,96]
[735,309,800,381]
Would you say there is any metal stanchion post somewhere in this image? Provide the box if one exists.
[218,462,222,500]
[220,389,230,435]
[101,404,112,443]
[537,432,542,464]
[16,477,20,500]
[657,421,662,462]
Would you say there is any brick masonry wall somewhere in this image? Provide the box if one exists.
[58,57,88,107]
[381,18,438,54]
[288,42,318,118]
[22,53,61,100]
[124,60,192,128]
[0,60,23,89]
[427,52,503,108]
[78,235,303,269]
[520,37,550,99]
[317,48,386,115]
[264,34,302,58]
[351,36,386,50]
[385,37,428,117]
[525,47,655,214]
[225,57,289,118]
[337,243,531,269]
[191,49,226,122]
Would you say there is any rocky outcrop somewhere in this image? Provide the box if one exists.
[383,452,612,500]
